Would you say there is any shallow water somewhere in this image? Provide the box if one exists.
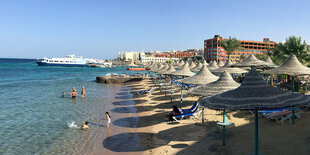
[0,58,144,154]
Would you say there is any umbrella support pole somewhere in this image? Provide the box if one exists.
[170,76,173,104]
[291,106,295,125]
[165,75,167,96]
[202,106,205,124]
[180,86,183,109]
[254,109,259,155]
[292,76,295,92]
[223,109,226,146]
[159,76,162,92]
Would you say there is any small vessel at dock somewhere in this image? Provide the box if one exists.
[36,55,89,67]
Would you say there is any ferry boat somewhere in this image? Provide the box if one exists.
[36,55,89,67]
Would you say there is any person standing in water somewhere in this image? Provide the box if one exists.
[104,112,111,127]
[71,88,77,98]
[81,86,85,98]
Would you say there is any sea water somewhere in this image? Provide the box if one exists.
[0,58,140,154]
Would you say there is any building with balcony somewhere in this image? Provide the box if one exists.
[204,35,277,62]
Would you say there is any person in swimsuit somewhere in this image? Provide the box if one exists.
[104,112,111,127]
[71,89,77,98]
[82,122,89,130]
[61,92,65,97]
[81,86,85,98]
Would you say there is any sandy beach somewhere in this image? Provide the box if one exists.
[106,77,310,155]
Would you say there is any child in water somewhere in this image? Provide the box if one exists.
[82,122,89,130]
[61,92,65,97]
[104,112,111,127]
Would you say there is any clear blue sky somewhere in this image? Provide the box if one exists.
[1,0,310,59]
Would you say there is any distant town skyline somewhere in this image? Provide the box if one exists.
[1,0,310,59]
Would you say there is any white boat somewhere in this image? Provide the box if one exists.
[36,55,89,67]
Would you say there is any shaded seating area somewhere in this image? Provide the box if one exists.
[136,87,154,95]
[172,104,200,122]
[260,107,303,125]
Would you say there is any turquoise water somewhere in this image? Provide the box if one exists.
[0,59,139,154]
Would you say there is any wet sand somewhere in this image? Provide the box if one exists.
[82,85,143,155]
[104,77,310,155]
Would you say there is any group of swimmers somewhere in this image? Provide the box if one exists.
[82,112,111,130]
[62,86,86,98]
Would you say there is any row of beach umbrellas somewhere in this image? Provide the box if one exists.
[145,54,310,155]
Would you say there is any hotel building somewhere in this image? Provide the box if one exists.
[204,35,277,62]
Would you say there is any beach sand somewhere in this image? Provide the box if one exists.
[107,77,310,155]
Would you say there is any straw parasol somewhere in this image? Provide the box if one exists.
[200,68,310,155]
[188,61,197,69]
[191,61,203,72]
[188,71,240,97]
[149,63,163,72]
[177,62,219,85]
[212,60,248,74]
[170,61,195,77]
[201,68,310,109]
[163,64,176,75]
[262,54,310,76]
[231,54,274,68]
[208,60,219,71]
[175,60,185,69]
[264,56,275,64]
[217,61,225,67]
[157,64,170,74]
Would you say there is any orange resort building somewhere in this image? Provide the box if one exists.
[204,35,277,62]
[155,50,198,58]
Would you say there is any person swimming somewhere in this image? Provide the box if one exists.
[104,112,111,127]
[81,86,85,98]
[81,121,89,130]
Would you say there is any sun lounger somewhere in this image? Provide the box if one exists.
[137,87,154,95]
[172,105,199,122]
[263,109,303,125]
[182,102,199,113]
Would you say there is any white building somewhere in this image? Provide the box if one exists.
[140,56,179,63]
[117,51,145,61]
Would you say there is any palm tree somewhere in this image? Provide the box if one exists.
[273,36,310,65]
[221,37,242,61]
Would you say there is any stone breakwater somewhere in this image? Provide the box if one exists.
[96,76,145,84]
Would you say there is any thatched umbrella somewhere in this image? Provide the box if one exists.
[150,64,164,83]
[191,61,203,72]
[264,56,276,66]
[231,54,274,68]
[188,61,197,69]
[262,54,310,94]
[262,54,310,76]
[163,65,176,97]
[156,64,170,91]
[175,60,185,69]
[212,60,248,74]
[200,68,310,155]
[208,60,219,71]
[217,61,225,67]
[157,64,170,74]
[188,71,240,146]
[170,61,195,77]
[177,63,219,85]
[169,62,195,106]
[188,71,240,97]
